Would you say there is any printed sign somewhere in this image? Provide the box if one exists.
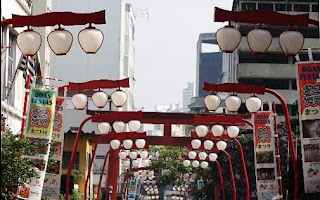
[297,61,320,193]
[253,111,279,200]
[18,88,56,199]
[42,97,66,199]
[128,179,137,198]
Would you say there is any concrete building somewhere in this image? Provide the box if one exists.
[226,0,320,118]
[50,0,136,197]
[182,82,194,112]
[1,0,52,134]
[189,33,223,113]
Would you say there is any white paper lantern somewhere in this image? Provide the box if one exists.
[227,126,240,138]
[204,94,221,111]
[133,172,139,177]
[118,151,127,160]
[245,96,262,113]
[192,160,200,168]
[183,160,191,167]
[211,125,224,137]
[188,151,197,160]
[216,26,241,53]
[201,161,209,169]
[140,151,149,159]
[71,93,88,110]
[17,29,42,56]
[191,139,201,149]
[195,125,208,137]
[279,30,304,56]
[247,28,272,54]
[204,140,214,150]
[78,26,103,53]
[129,151,138,159]
[110,139,120,150]
[92,91,108,108]
[225,95,242,112]
[216,141,227,151]
[123,160,130,167]
[198,152,208,160]
[132,160,140,167]
[135,139,146,149]
[111,89,127,107]
[209,153,218,162]
[151,180,156,185]
[141,171,147,177]
[141,159,149,167]
[97,122,110,134]
[47,28,73,55]
[128,120,141,132]
[112,121,125,133]
[123,139,133,149]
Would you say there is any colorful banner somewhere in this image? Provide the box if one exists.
[42,97,66,199]
[253,111,279,200]
[297,61,320,193]
[18,88,56,199]
[128,179,138,199]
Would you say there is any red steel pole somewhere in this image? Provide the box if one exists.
[265,88,299,199]
[97,150,111,200]
[20,74,31,139]
[221,150,236,200]
[65,116,93,200]
[107,149,120,200]
[215,160,225,200]
[84,144,98,200]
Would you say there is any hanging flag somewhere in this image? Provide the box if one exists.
[297,61,320,193]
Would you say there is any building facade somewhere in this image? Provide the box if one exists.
[182,82,194,112]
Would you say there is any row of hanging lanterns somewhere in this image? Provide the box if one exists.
[97,120,141,134]
[17,24,104,56]
[204,93,262,113]
[119,150,149,160]
[110,139,146,150]
[216,25,304,56]
[71,89,127,110]
[123,158,151,168]
[195,125,240,138]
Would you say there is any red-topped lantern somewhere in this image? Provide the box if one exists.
[247,28,272,54]
[279,30,304,56]
[47,28,73,55]
[216,25,241,53]
[78,25,104,54]
[17,29,42,56]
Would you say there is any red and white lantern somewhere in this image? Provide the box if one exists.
[216,25,241,53]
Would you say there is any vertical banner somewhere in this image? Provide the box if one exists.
[128,179,137,200]
[297,61,320,193]
[253,111,279,200]
[42,97,66,199]
[18,88,56,199]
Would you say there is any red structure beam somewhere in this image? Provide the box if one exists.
[214,7,312,27]
[2,10,106,27]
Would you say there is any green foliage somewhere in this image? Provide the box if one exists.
[61,169,83,182]
[59,190,83,200]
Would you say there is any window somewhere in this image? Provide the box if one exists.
[275,4,292,11]
[294,4,310,12]
[7,33,17,105]
[241,3,256,11]
[312,5,319,12]
[62,151,79,170]
[1,27,7,101]
[258,3,274,11]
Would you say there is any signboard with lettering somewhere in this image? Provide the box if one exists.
[253,111,279,200]
[297,61,320,193]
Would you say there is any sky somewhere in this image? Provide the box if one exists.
[129,0,233,110]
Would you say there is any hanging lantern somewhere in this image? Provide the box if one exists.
[47,27,73,55]
[123,160,130,167]
[198,152,208,160]
[195,125,208,137]
[216,141,227,151]
[129,151,138,159]
[141,171,147,177]
[141,159,149,167]
[118,151,128,160]
[17,29,42,56]
[247,28,272,54]
[111,89,128,107]
[110,139,120,150]
[279,30,304,56]
[192,160,200,168]
[204,140,214,150]
[211,125,224,137]
[135,139,146,149]
[183,160,190,167]
[123,139,133,149]
[132,160,140,167]
[245,96,262,113]
[227,126,240,138]
[204,94,221,111]
[225,95,242,112]
[71,93,88,110]
[128,120,141,132]
[112,121,126,133]
[201,161,209,169]
[191,139,201,149]
[133,172,139,177]
[97,122,110,134]
[209,153,218,162]
[216,25,241,53]
[140,150,149,159]
[92,91,108,108]
[78,25,104,53]
[188,151,197,160]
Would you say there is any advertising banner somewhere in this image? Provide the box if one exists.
[297,61,320,193]
[128,179,138,199]
[18,88,56,199]
[253,111,279,200]
[42,97,66,199]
